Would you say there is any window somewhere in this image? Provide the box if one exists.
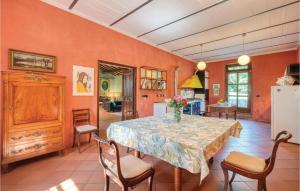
[226,65,251,112]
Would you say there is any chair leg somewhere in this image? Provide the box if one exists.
[148,173,154,191]
[221,165,229,191]
[257,180,264,191]
[229,172,236,184]
[72,130,76,147]
[104,175,110,191]
[263,179,267,191]
[77,133,81,153]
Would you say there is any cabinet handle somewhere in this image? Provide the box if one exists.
[11,136,23,141]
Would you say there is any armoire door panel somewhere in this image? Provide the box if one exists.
[11,85,61,125]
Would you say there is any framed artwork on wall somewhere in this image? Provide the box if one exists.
[100,79,110,95]
[9,49,56,73]
[213,83,220,96]
[72,65,94,96]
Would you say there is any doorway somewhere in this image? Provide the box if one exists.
[97,61,136,130]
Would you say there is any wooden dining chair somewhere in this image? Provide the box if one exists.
[221,130,292,191]
[123,110,139,153]
[123,110,139,120]
[92,133,155,191]
[72,108,98,153]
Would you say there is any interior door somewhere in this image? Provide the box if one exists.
[122,68,135,120]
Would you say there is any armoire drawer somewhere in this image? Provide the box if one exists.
[8,126,62,144]
[8,137,63,157]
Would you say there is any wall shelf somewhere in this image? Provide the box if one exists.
[140,67,167,90]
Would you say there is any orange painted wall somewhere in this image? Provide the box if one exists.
[0,0,195,147]
[206,50,298,123]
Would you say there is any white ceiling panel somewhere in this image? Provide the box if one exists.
[161,3,298,52]
[182,21,299,57]
[41,0,299,63]
[205,42,298,62]
[112,0,222,36]
[73,0,148,25]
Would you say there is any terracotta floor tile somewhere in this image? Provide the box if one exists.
[69,170,93,183]
[17,171,51,185]
[87,171,105,184]
[34,182,85,191]
[55,160,82,171]
[81,183,104,191]
[76,161,98,171]
[43,171,74,185]
[6,185,37,191]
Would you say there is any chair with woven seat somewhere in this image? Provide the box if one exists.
[221,130,292,191]
[92,133,155,191]
[72,108,98,152]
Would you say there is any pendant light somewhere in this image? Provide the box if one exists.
[238,33,250,65]
[197,44,206,70]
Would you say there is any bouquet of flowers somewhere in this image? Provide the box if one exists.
[166,95,188,122]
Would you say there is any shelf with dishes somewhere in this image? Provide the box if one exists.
[140,67,167,90]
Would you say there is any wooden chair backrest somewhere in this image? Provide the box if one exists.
[123,110,139,120]
[264,130,292,175]
[72,108,91,127]
[92,133,126,181]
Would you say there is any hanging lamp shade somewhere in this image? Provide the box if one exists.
[181,75,203,89]
[197,61,206,70]
[238,33,250,65]
[238,54,250,65]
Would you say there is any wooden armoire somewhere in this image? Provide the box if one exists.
[2,72,65,167]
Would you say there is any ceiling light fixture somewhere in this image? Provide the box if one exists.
[197,44,206,70]
[238,33,250,65]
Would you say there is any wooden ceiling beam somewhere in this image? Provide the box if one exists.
[69,0,79,10]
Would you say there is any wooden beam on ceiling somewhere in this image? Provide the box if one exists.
[69,0,79,10]
[110,0,153,26]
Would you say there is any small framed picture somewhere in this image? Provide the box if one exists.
[73,65,94,96]
[213,83,220,96]
[9,49,56,73]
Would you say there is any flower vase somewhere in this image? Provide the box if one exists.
[174,107,182,123]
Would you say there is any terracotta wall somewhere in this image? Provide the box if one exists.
[1,0,195,147]
[206,50,298,123]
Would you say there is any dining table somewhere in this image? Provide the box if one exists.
[107,113,243,191]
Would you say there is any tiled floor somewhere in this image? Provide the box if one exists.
[1,119,299,191]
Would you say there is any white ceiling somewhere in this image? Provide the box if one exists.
[42,0,300,63]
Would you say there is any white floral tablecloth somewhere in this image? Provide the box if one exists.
[107,114,243,182]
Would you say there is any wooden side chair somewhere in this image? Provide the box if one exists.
[221,130,292,191]
[92,133,155,191]
[123,110,139,120]
[72,108,98,152]
[123,110,139,154]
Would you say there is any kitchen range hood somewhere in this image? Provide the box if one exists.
[181,75,203,89]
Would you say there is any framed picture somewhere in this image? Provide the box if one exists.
[9,49,56,73]
[213,83,220,96]
[72,65,94,96]
[100,79,110,95]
